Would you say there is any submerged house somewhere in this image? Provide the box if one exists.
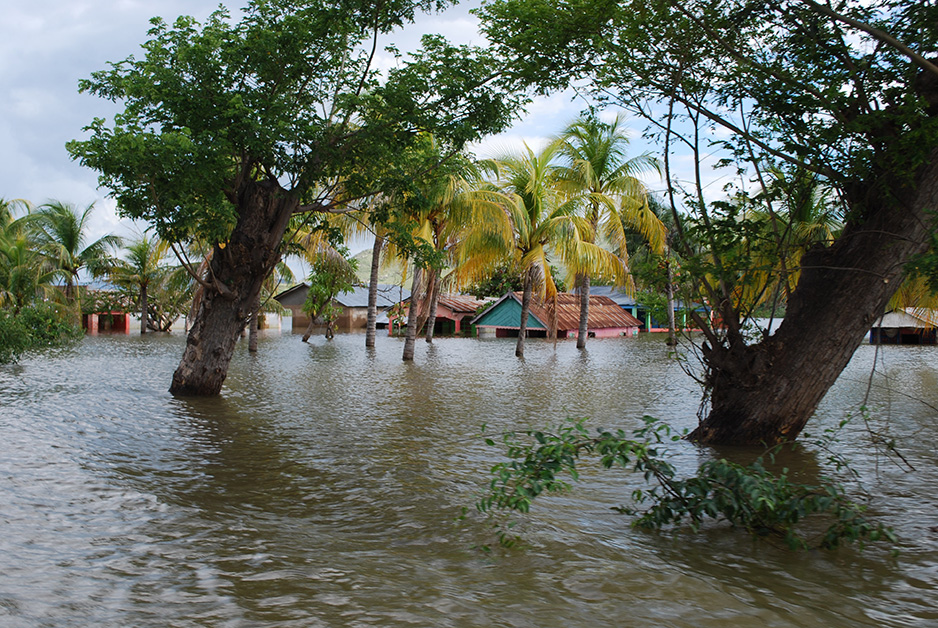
[870,308,938,345]
[385,294,495,336]
[76,279,134,334]
[589,285,701,331]
[471,292,642,339]
[274,283,409,333]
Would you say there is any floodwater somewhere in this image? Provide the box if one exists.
[1,329,936,627]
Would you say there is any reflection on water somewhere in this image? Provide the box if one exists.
[0,332,936,627]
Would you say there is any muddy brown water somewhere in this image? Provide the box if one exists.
[1,331,936,627]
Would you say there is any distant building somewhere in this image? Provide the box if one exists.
[75,279,133,334]
[386,294,495,336]
[274,283,409,333]
[870,308,938,345]
[588,285,701,331]
[471,292,642,339]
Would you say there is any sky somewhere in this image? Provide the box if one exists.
[0,1,715,255]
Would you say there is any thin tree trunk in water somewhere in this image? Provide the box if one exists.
[425,270,442,343]
[365,236,383,349]
[170,179,296,396]
[665,256,677,347]
[139,283,148,335]
[402,266,423,361]
[516,268,534,358]
[301,318,316,343]
[248,295,259,352]
[576,273,589,349]
[415,270,436,337]
[690,151,938,445]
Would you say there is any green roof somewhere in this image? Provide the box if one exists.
[473,295,546,329]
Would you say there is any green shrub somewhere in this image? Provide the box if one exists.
[0,303,82,363]
[476,417,896,551]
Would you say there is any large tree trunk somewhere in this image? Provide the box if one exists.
[402,266,423,361]
[576,273,590,349]
[690,151,938,445]
[365,236,384,349]
[170,180,296,395]
[516,268,534,358]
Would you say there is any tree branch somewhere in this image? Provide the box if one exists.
[800,0,938,79]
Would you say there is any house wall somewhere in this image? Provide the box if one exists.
[335,307,370,330]
[559,326,638,338]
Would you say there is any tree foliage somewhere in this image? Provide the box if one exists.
[302,247,359,339]
[479,0,938,444]
[477,417,897,551]
[68,0,523,394]
[68,0,521,245]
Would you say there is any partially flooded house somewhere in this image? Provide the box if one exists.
[471,292,642,339]
[870,308,938,345]
[274,283,409,333]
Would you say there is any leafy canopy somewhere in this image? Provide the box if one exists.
[68,0,521,244]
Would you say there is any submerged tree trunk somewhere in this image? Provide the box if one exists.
[248,295,259,352]
[402,266,423,361]
[170,180,296,396]
[301,318,317,343]
[516,268,535,358]
[576,273,590,349]
[139,283,148,335]
[415,270,436,337]
[365,236,384,349]
[690,152,938,445]
[425,270,442,343]
[665,257,677,347]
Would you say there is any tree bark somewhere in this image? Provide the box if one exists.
[248,295,259,352]
[665,256,677,347]
[402,266,423,361]
[576,273,590,349]
[425,270,442,343]
[516,267,535,358]
[301,317,316,343]
[170,179,296,395]
[415,270,436,337]
[690,150,938,445]
[365,236,384,349]
[139,283,148,335]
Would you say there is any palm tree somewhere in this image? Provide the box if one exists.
[491,143,621,357]
[410,157,511,347]
[737,167,843,322]
[31,200,122,304]
[555,114,665,348]
[0,234,60,313]
[108,234,170,334]
[0,199,59,312]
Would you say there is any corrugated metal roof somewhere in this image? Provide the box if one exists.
[588,285,639,307]
[437,294,495,313]
[274,283,410,309]
[336,284,410,308]
[473,292,642,330]
[874,308,938,329]
[529,292,643,331]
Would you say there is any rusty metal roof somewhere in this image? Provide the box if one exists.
[518,292,643,331]
[437,294,495,314]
